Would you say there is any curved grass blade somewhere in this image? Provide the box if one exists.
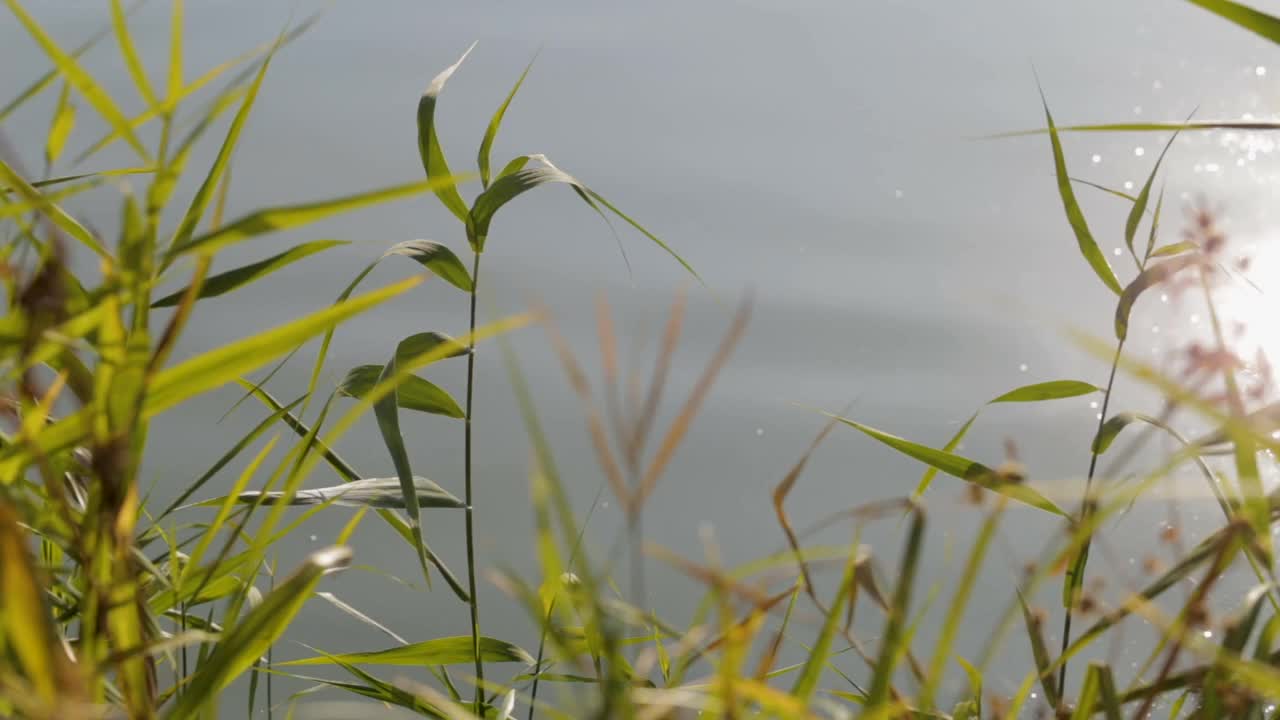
[339,365,463,418]
[167,546,352,718]
[279,635,534,667]
[109,0,157,108]
[4,0,151,161]
[478,53,536,188]
[1039,87,1122,295]
[163,174,469,266]
[152,240,347,307]
[1115,254,1198,340]
[990,380,1100,403]
[383,239,473,292]
[1184,0,1280,43]
[1150,242,1197,260]
[1070,177,1137,203]
[827,412,1065,515]
[1125,120,1186,263]
[211,476,463,510]
[418,43,475,223]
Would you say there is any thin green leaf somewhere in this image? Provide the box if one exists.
[417,43,475,223]
[44,82,76,167]
[279,636,534,667]
[1150,240,1196,259]
[338,365,463,418]
[826,413,1066,515]
[152,240,347,307]
[1016,590,1059,709]
[989,380,1100,403]
[1126,120,1186,263]
[0,156,108,258]
[479,54,536,187]
[1040,88,1122,295]
[912,413,977,500]
[791,551,858,702]
[4,0,151,160]
[1115,254,1198,340]
[867,510,925,708]
[163,174,469,265]
[1184,0,1280,44]
[167,0,183,101]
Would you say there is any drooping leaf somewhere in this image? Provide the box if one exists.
[382,239,472,292]
[338,365,463,418]
[989,380,1100,403]
[828,413,1065,515]
[168,546,353,716]
[1115,254,1198,340]
[279,635,534,666]
[1040,88,1122,295]
[417,43,475,223]
[210,476,463,510]
[152,240,347,307]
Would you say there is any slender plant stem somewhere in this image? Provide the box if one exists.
[1056,340,1124,699]
[464,252,484,713]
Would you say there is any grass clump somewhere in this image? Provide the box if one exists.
[5,0,1280,718]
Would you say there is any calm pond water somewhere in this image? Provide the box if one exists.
[6,1,1280,715]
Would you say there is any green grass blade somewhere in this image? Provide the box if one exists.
[989,380,1100,403]
[4,0,151,161]
[166,546,352,718]
[825,412,1065,515]
[1016,590,1059,709]
[43,81,76,167]
[167,0,183,101]
[912,412,977,499]
[417,43,475,223]
[1184,0,1280,43]
[790,552,858,702]
[1125,122,1185,263]
[151,240,347,307]
[213,476,463,510]
[478,54,536,188]
[1039,88,1122,295]
[162,174,470,266]
[110,0,157,108]
[866,509,925,708]
[168,28,279,251]
[279,636,534,666]
[338,365,463,418]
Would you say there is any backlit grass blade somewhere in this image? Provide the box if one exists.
[790,550,858,702]
[110,0,157,108]
[1184,0,1280,43]
[478,54,536,188]
[0,156,108,258]
[4,0,151,161]
[279,636,534,666]
[1115,254,1198,340]
[1039,88,1122,296]
[166,546,352,718]
[1016,590,1059,710]
[826,413,1065,515]
[913,412,977,499]
[339,365,464,418]
[167,0,183,101]
[1145,185,1165,260]
[1125,120,1185,263]
[163,174,470,265]
[418,43,476,223]
[996,120,1280,137]
[1070,177,1138,203]
[152,240,347,307]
